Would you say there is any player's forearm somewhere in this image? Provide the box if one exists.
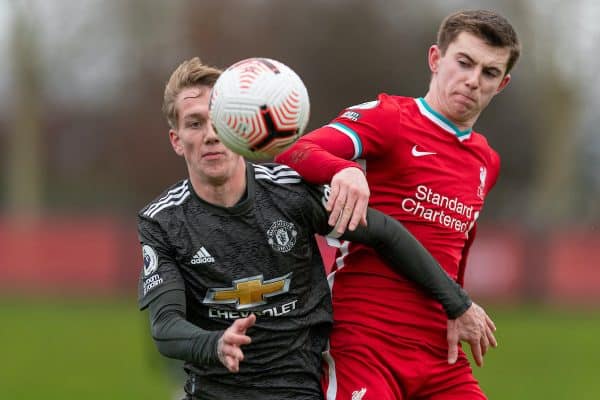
[149,290,222,365]
[276,135,359,184]
[340,208,472,319]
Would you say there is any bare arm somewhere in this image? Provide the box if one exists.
[447,302,497,367]
[447,224,497,367]
[328,167,370,234]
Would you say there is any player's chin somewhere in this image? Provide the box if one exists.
[451,97,475,111]
[202,169,231,185]
[450,102,477,120]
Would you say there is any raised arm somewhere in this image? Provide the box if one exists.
[277,128,370,234]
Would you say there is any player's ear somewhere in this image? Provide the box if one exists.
[496,73,511,94]
[428,45,441,73]
[169,129,184,156]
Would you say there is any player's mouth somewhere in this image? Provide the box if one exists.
[202,151,225,160]
[455,93,476,104]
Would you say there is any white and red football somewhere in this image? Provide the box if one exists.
[209,57,310,161]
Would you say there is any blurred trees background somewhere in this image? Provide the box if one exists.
[1,0,598,222]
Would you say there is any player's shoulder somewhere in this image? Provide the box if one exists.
[252,162,329,216]
[252,162,302,186]
[336,93,413,123]
[344,93,411,111]
[139,179,192,220]
[470,130,501,165]
[251,162,319,202]
[378,93,415,107]
[470,130,498,153]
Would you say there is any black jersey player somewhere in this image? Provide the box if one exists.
[138,58,483,400]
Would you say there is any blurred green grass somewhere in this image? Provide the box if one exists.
[1,300,599,399]
[473,305,600,400]
[0,298,175,399]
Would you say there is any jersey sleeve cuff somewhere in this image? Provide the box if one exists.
[447,296,473,319]
[138,282,186,310]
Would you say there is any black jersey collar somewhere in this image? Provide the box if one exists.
[189,162,255,216]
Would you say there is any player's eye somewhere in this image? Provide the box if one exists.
[187,120,204,129]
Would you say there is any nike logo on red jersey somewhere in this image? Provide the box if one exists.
[411,145,437,157]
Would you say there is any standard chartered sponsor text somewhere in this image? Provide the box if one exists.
[402,185,474,233]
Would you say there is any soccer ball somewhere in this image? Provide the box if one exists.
[209,57,310,161]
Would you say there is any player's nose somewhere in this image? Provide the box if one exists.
[204,122,221,144]
[465,70,480,89]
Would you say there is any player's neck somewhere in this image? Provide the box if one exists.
[423,92,477,132]
[190,163,247,208]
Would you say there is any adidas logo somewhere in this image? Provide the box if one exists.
[191,247,215,264]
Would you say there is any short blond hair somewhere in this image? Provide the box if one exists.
[162,57,222,129]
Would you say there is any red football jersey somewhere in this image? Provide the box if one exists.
[280,94,500,346]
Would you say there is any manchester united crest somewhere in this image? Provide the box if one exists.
[267,220,298,253]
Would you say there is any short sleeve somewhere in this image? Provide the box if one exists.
[327,94,400,159]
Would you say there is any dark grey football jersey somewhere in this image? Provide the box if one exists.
[138,163,333,399]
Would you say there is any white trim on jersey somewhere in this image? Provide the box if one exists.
[254,163,297,174]
[326,122,362,160]
[144,181,190,218]
[414,97,473,142]
[322,240,357,400]
[334,241,351,271]
[144,180,189,216]
[326,240,350,292]
[254,164,302,184]
[323,349,338,400]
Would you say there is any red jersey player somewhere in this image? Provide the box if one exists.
[276,10,521,400]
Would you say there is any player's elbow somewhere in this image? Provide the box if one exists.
[151,337,179,360]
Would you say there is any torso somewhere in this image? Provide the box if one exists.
[138,163,333,399]
[328,95,499,345]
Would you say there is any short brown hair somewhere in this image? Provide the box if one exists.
[437,10,521,74]
[162,57,222,129]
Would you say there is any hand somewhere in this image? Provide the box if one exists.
[327,167,370,235]
[447,302,497,367]
[217,314,256,372]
